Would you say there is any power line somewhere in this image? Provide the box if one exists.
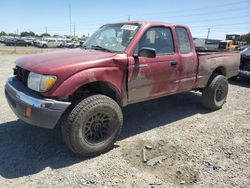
[34,3,249,32]
[66,5,250,29]
[132,0,250,17]
[68,0,250,26]
[184,14,250,25]
[190,21,250,29]
[135,6,250,20]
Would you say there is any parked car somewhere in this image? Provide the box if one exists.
[63,40,81,48]
[5,21,240,157]
[239,45,250,79]
[5,39,32,46]
[24,38,35,46]
[36,38,63,48]
[229,45,250,80]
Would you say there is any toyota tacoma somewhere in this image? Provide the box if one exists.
[5,21,240,156]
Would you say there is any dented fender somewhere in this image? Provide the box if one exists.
[50,66,127,104]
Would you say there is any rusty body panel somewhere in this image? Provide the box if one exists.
[195,52,240,88]
[14,21,240,107]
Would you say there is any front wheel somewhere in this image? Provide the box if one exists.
[202,75,228,110]
[61,95,123,157]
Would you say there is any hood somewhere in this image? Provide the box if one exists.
[15,49,116,77]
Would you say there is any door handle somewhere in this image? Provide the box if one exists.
[170,61,178,66]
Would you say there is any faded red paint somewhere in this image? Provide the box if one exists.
[15,21,240,106]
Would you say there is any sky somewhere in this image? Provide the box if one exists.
[0,0,250,40]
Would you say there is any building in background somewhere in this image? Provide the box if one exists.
[193,38,221,50]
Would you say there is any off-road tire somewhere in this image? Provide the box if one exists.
[61,95,123,157]
[202,75,228,110]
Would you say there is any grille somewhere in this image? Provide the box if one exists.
[13,66,30,86]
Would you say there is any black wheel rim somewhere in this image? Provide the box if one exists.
[215,85,226,102]
[84,112,113,144]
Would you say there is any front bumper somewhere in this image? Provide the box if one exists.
[5,77,71,129]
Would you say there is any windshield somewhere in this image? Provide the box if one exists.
[83,23,140,53]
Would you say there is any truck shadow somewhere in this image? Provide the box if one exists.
[0,92,209,179]
[229,78,250,88]
[121,92,209,139]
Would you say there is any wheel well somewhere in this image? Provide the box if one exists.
[69,81,122,106]
[206,67,226,86]
[213,67,226,77]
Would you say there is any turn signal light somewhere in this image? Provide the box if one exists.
[25,107,32,117]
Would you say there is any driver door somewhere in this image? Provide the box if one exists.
[127,26,180,103]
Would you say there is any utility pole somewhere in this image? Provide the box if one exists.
[128,16,131,21]
[14,29,18,53]
[206,28,210,40]
[69,4,72,36]
[73,24,75,37]
[45,26,47,33]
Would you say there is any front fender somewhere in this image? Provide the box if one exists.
[50,67,127,102]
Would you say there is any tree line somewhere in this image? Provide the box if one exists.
[0,31,51,37]
[1,30,250,43]
[240,33,250,44]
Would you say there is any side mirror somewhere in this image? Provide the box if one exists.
[138,47,156,58]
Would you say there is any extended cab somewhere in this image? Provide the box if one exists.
[5,21,240,156]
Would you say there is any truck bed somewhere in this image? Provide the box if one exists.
[195,51,240,88]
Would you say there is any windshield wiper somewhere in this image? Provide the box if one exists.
[91,45,113,52]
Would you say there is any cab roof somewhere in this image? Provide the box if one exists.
[105,21,188,28]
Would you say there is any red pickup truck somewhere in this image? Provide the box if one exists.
[5,21,240,156]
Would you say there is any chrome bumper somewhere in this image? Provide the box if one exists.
[5,77,71,129]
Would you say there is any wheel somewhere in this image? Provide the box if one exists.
[61,95,123,157]
[42,44,47,48]
[202,75,228,110]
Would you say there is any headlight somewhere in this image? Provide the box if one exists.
[27,72,57,92]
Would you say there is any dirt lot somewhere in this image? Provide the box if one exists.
[0,52,249,188]
[0,43,65,55]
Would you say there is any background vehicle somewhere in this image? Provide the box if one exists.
[236,45,250,79]
[63,40,81,48]
[218,34,241,51]
[36,38,63,48]
[5,39,31,46]
[5,21,240,157]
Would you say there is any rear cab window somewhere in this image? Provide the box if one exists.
[176,27,192,54]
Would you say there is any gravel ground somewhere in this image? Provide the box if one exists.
[0,54,249,188]
[0,43,66,55]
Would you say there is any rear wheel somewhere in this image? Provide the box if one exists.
[202,75,228,110]
[61,95,123,157]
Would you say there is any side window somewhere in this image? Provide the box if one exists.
[176,27,191,53]
[138,27,174,55]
